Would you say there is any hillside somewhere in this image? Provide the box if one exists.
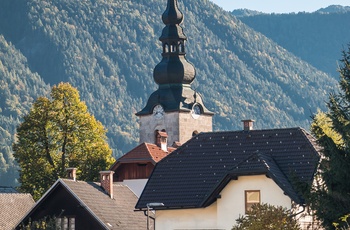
[0,35,49,185]
[0,0,337,186]
[237,6,350,77]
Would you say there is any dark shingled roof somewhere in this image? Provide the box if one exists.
[136,127,320,209]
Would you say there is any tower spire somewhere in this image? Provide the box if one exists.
[162,0,183,25]
[136,0,213,146]
[153,0,195,85]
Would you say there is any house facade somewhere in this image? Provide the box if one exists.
[16,169,146,230]
[136,127,321,230]
[154,175,292,230]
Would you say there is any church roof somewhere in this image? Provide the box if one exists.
[153,0,195,85]
[110,142,175,171]
[136,0,213,116]
[136,127,321,210]
[136,84,213,115]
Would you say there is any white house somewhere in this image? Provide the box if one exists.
[136,127,321,230]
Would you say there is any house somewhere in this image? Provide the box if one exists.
[135,122,321,230]
[110,134,176,196]
[16,169,146,230]
[0,186,34,230]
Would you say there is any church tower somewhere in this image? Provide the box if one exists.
[136,0,213,146]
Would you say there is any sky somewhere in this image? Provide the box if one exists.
[209,0,350,13]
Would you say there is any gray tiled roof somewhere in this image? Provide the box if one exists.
[0,186,18,193]
[0,193,34,229]
[136,127,320,209]
[60,179,146,230]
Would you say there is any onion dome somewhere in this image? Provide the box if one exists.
[136,0,213,116]
[162,0,183,25]
[153,0,196,85]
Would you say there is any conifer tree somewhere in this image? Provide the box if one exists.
[13,82,114,200]
[310,45,350,229]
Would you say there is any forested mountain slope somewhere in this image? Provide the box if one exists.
[0,0,337,186]
[237,6,350,77]
[0,35,49,185]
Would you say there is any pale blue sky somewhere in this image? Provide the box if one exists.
[210,0,350,13]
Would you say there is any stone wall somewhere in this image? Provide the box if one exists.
[139,111,212,146]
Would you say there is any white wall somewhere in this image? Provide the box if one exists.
[139,111,212,146]
[116,179,148,197]
[154,175,292,230]
[155,204,218,230]
[217,175,292,230]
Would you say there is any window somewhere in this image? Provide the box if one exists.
[179,41,185,52]
[164,43,169,53]
[56,216,75,230]
[245,190,260,213]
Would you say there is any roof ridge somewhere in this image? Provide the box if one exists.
[198,127,304,136]
[136,127,320,210]
[145,142,158,163]
[229,152,267,171]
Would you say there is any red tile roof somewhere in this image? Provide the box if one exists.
[110,143,175,171]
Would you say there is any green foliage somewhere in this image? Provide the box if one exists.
[333,214,350,230]
[239,11,350,77]
[311,111,343,145]
[231,203,301,230]
[0,35,49,186]
[18,216,57,230]
[13,82,114,200]
[309,46,350,229]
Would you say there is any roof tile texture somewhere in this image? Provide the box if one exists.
[110,143,175,171]
[0,193,34,229]
[136,128,320,209]
[62,179,146,229]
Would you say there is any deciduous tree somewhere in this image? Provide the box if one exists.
[231,203,301,230]
[13,82,114,200]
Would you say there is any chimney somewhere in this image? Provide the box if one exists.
[242,119,255,131]
[66,168,77,181]
[156,130,168,152]
[172,141,182,148]
[100,171,114,199]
